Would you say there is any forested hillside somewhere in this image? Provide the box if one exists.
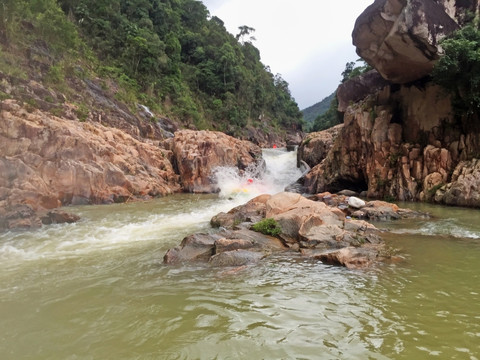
[301,92,335,130]
[0,0,303,138]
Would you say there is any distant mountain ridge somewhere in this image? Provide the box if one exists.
[301,92,335,128]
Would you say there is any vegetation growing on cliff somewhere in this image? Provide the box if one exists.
[0,0,303,138]
[433,20,480,125]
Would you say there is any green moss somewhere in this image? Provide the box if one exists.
[252,218,282,237]
[74,103,89,122]
[428,183,445,196]
[388,152,401,167]
[302,137,312,146]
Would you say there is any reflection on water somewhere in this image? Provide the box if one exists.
[1,150,480,359]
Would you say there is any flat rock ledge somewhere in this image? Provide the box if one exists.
[164,192,420,269]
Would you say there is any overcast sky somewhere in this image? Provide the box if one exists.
[202,0,373,109]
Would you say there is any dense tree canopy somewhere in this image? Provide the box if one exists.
[58,0,304,134]
[0,0,303,137]
[433,21,480,124]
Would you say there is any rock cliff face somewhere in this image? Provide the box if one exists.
[299,0,480,207]
[0,100,263,230]
[164,130,263,193]
[0,99,182,229]
[352,0,475,83]
[303,83,466,201]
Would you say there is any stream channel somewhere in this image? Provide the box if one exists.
[0,149,479,359]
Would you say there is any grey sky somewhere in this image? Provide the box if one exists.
[202,0,373,109]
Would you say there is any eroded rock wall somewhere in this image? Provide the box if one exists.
[352,0,478,84]
[0,100,267,229]
[302,82,480,206]
[164,130,263,193]
[0,100,181,221]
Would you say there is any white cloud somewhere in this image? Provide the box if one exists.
[203,0,373,109]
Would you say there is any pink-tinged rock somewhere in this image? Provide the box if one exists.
[166,130,262,193]
[313,246,379,269]
[0,99,181,230]
[353,0,459,83]
[436,159,480,207]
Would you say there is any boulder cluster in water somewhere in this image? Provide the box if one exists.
[164,192,426,269]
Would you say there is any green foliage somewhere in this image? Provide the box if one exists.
[432,22,480,123]
[311,94,342,131]
[302,92,335,129]
[46,64,65,84]
[341,59,372,83]
[74,103,89,122]
[1,0,303,136]
[55,0,303,134]
[252,218,282,237]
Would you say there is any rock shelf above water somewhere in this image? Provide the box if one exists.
[164,192,424,269]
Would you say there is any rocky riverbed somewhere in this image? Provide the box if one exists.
[164,192,426,269]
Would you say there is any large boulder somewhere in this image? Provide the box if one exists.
[163,228,286,265]
[435,158,480,207]
[337,70,390,112]
[297,124,343,168]
[352,0,460,83]
[165,130,263,193]
[210,194,271,229]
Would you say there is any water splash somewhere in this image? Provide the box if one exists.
[213,148,303,200]
[0,148,304,265]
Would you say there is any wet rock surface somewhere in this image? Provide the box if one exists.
[0,99,182,230]
[0,98,265,231]
[164,192,414,269]
[164,130,263,193]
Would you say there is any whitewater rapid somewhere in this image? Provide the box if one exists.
[0,148,303,266]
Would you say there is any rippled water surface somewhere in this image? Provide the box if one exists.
[1,151,480,359]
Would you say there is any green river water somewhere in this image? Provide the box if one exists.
[0,150,479,359]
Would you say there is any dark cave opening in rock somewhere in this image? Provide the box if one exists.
[327,176,368,194]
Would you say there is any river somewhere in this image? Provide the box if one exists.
[0,149,479,359]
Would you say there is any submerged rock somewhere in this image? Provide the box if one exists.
[40,210,80,225]
[311,246,380,270]
[209,250,265,267]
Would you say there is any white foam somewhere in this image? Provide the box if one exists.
[0,148,305,265]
